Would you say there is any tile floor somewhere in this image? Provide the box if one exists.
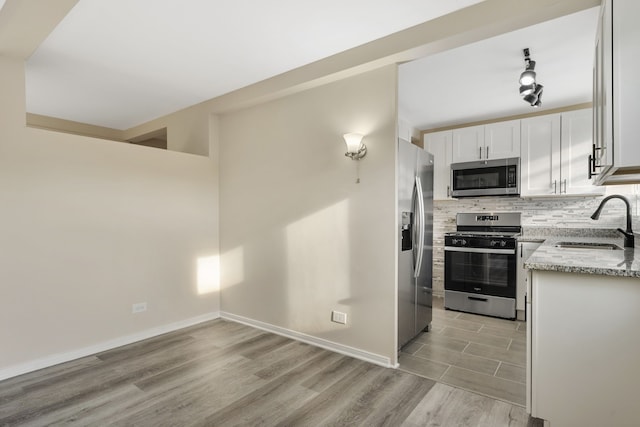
[399,296,526,407]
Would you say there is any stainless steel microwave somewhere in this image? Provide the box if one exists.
[450,157,520,197]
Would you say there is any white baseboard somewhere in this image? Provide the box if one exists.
[220,311,393,368]
[0,311,220,381]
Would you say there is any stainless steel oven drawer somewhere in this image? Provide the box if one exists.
[444,290,516,319]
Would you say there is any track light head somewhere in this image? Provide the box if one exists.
[519,84,535,96]
[533,92,543,108]
[524,84,544,106]
[523,92,537,104]
[519,60,536,85]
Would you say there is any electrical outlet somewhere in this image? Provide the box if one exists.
[331,310,347,325]
[132,302,147,313]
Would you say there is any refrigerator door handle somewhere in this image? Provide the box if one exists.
[413,175,426,278]
[411,183,420,272]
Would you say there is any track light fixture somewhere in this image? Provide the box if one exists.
[519,48,544,107]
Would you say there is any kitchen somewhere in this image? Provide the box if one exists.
[1,0,638,425]
[396,1,640,425]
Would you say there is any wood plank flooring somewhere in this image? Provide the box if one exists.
[0,317,537,426]
[399,297,527,407]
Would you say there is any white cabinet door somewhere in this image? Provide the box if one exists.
[531,271,640,426]
[593,0,640,183]
[424,130,452,200]
[561,109,604,195]
[451,125,484,163]
[516,241,542,314]
[593,0,613,173]
[520,114,561,196]
[485,119,520,160]
[451,122,519,162]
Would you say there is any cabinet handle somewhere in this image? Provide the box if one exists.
[588,155,599,179]
[479,147,482,159]
[590,144,602,173]
[520,244,523,258]
[447,185,450,198]
[563,179,567,194]
[553,180,557,194]
[486,146,489,159]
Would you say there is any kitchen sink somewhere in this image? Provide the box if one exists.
[554,241,622,250]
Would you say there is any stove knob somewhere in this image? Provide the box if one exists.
[452,238,458,245]
[501,241,507,247]
[462,239,467,246]
[490,240,498,246]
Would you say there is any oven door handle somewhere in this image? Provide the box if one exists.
[444,246,515,255]
[413,175,426,278]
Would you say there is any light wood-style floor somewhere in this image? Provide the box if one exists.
[399,297,526,407]
[0,318,538,426]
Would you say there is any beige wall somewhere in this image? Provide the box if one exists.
[123,103,212,156]
[218,66,399,363]
[0,56,220,377]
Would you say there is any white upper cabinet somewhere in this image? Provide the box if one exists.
[451,125,484,162]
[592,0,613,177]
[451,121,520,163]
[521,109,603,196]
[561,109,602,194]
[521,114,561,196]
[424,130,452,200]
[592,0,640,184]
[485,120,521,160]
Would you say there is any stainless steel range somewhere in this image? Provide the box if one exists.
[444,212,521,319]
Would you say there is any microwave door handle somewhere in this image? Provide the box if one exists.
[414,176,426,278]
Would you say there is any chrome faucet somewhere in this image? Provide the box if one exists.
[590,195,635,248]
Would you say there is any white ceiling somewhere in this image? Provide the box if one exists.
[398,7,600,130]
[25,0,483,130]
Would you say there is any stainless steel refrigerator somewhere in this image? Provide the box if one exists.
[398,138,433,351]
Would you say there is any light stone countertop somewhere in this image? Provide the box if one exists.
[523,234,640,278]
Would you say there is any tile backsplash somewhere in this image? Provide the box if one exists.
[431,189,640,297]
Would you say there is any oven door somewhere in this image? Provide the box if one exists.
[444,247,516,298]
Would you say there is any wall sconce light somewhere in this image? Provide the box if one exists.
[519,48,544,107]
[343,133,367,160]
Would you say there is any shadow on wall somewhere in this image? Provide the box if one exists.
[284,200,351,333]
[219,199,356,337]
